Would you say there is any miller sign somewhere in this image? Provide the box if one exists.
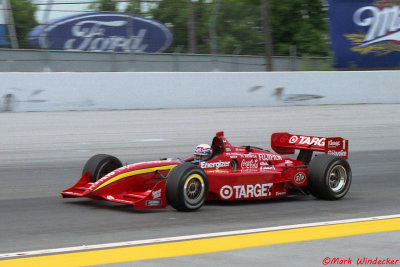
[329,0,400,68]
[28,12,173,53]
[0,0,10,46]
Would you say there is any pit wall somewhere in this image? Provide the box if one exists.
[1,72,399,112]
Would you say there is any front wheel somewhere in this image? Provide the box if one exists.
[166,163,209,211]
[308,155,352,200]
[82,154,123,182]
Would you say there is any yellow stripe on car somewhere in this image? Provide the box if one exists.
[92,164,178,192]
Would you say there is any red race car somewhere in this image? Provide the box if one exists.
[61,131,351,211]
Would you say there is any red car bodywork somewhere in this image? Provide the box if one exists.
[61,131,349,210]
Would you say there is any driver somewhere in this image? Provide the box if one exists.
[194,144,213,162]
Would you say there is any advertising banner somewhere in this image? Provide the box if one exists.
[28,12,173,53]
[329,0,400,68]
[0,0,10,46]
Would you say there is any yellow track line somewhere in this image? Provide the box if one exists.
[2,217,400,266]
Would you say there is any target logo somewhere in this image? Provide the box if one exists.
[289,135,299,143]
[294,172,306,184]
[220,185,233,199]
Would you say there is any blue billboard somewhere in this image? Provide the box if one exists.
[329,0,400,68]
[28,12,173,53]
[0,25,10,46]
[0,0,10,46]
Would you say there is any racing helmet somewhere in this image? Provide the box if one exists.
[194,144,213,162]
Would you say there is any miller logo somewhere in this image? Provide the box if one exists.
[345,0,400,55]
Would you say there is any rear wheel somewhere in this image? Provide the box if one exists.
[308,155,352,200]
[82,154,123,182]
[166,163,208,211]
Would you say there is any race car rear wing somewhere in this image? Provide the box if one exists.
[271,133,349,162]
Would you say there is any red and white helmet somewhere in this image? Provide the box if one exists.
[194,144,213,162]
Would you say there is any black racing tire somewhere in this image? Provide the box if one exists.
[166,163,209,212]
[82,154,123,182]
[308,155,352,200]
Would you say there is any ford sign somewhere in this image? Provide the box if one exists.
[28,12,173,53]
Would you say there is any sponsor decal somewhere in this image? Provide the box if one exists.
[152,189,162,199]
[261,166,275,171]
[146,200,162,206]
[294,172,306,185]
[328,140,341,148]
[219,183,273,200]
[289,135,299,143]
[289,135,325,146]
[259,154,282,161]
[327,150,348,157]
[27,12,173,53]
[200,160,230,169]
[220,185,234,199]
[241,159,259,169]
[275,191,286,196]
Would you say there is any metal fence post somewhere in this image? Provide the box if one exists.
[187,0,196,54]
[41,0,53,72]
[209,0,221,71]
[262,0,273,71]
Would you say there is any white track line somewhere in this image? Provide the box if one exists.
[1,214,400,259]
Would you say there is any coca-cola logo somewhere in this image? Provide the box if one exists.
[241,159,258,169]
[28,13,173,53]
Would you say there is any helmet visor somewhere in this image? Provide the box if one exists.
[194,154,209,161]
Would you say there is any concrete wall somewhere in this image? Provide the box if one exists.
[1,71,399,112]
[0,49,328,72]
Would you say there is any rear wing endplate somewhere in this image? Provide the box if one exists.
[271,132,348,160]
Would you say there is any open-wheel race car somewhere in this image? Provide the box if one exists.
[61,131,351,211]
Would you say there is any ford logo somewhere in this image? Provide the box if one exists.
[28,12,173,53]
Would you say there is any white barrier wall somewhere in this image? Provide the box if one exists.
[1,72,400,112]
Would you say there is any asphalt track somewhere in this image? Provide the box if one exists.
[0,104,399,266]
